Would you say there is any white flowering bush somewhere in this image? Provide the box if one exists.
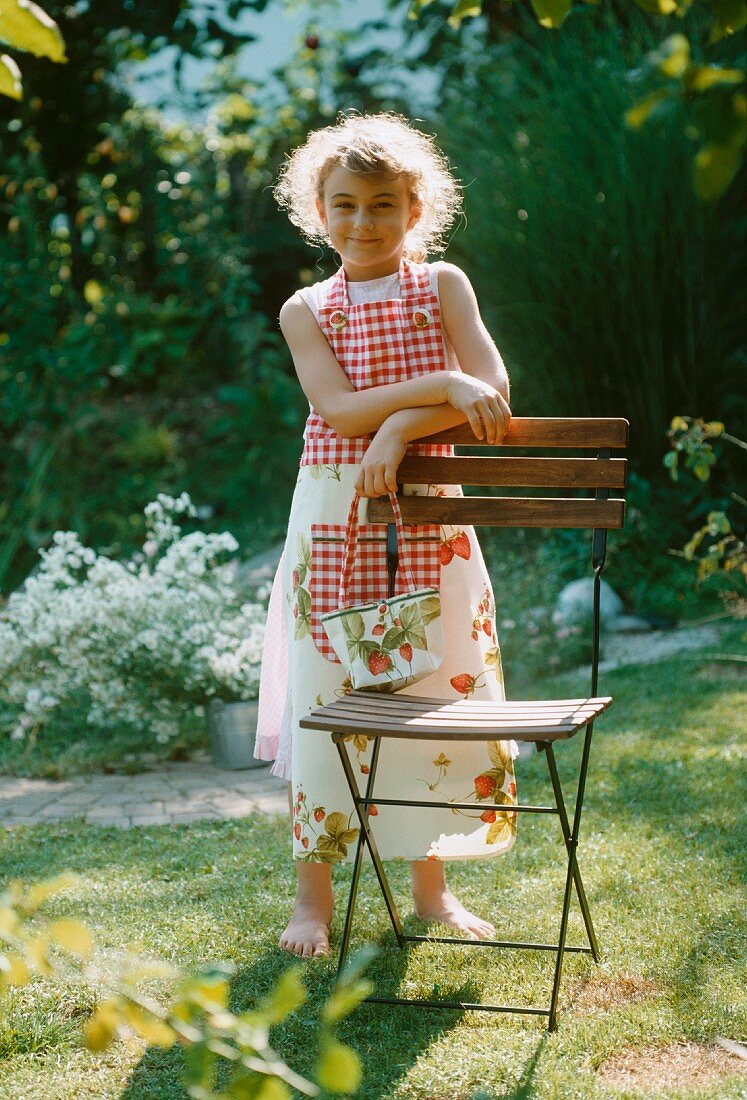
[0,494,267,746]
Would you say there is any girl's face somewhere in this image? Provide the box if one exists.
[316,165,422,281]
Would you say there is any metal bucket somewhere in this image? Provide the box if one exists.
[207,699,268,771]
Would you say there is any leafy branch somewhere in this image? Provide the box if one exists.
[410,0,746,200]
[1,874,372,1098]
[0,0,66,101]
[665,416,746,596]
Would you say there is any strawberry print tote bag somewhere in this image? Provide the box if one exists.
[322,492,444,691]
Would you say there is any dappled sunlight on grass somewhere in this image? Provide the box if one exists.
[0,641,745,1099]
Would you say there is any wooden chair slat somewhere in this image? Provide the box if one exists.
[397,456,627,488]
[305,711,583,730]
[299,715,583,741]
[368,495,626,529]
[334,706,606,721]
[348,691,613,711]
[420,417,629,449]
[349,690,611,708]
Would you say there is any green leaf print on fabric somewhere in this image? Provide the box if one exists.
[297,533,312,575]
[418,595,442,626]
[314,811,359,863]
[342,732,374,775]
[398,601,422,632]
[484,646,504,681]
[342,612,366,642]
[488,739,515,777]
[486,812,517,846]
[382,627,405,650]
[293,791,360,862]
[295,586,311,640]
[417,751,453,792]
[290,534,312,640]
[308,463,342,481]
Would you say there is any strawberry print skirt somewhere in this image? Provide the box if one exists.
[262,462,518,863]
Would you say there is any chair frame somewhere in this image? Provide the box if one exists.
[299,417,628,1029]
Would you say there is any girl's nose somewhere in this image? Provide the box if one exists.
[354,211,373,229]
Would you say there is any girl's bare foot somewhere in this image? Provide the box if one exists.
[410,860,496,940]
[278,903,332,958]
[279,860,334,959]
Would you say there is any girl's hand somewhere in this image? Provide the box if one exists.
[355,426,408,498]
[445,373,511,444]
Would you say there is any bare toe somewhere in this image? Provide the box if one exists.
[279,905,330,960]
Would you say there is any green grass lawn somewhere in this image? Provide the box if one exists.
[1,634,746,1099]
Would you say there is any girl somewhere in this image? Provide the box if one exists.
[256,112,518,959]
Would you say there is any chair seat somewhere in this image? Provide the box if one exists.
[299,690,613,742]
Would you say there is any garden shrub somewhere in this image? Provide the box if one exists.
[435,3,745,472]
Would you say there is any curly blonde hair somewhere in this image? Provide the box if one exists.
[274,112,462,262]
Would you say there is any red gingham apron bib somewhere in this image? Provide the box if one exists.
[255,260,518,862]
[301,259,455,466]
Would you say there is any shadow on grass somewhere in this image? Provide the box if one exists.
[518,654,747,879]
[671,904,747,1018]
[495,1033,549,1100]
[118,933,473,1100]
[119,951,552,1100]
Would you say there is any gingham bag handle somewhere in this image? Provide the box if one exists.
[338,492,417,608]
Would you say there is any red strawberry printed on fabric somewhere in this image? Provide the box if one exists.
[474,774,497,799]
[399,643,413,662]
[451,531,471,559]
[368,651,392,676]
[470,587,496,644]
[439,529,471,566]
[450,672,477,696]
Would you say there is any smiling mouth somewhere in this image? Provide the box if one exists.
[349,237,380,243]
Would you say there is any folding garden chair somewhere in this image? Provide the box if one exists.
[299,416,628,1029]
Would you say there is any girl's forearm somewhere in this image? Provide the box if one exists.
[333,371,458,437]
[377,403,469,444]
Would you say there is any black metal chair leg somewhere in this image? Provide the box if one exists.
[544,742,600,961]
[333,734,405,950]
[335,737,380,981]
[548,833,579,1031]
[547,722,596,1030]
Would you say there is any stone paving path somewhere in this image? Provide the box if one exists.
[0,753,287,829]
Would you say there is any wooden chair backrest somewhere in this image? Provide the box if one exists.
[367,417,629,529]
